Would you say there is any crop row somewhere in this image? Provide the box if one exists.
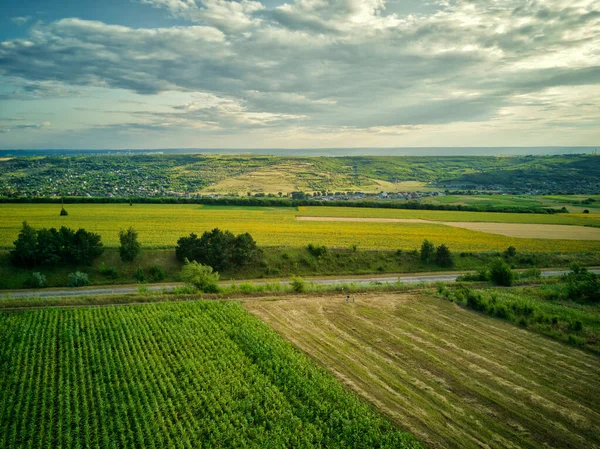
[0,301,421,449]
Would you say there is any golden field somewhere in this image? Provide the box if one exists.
[1,204,599,252]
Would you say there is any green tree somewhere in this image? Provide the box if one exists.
[11,221,39,267]
[233,232,260,266]
[176,229,261,271]
[175,232,202,262]
[119,227,142,262]
[489,259,515,286]
[180,259,220,292]
[435,244,453,267]
[420,239,435,263]
[71,228,104,265]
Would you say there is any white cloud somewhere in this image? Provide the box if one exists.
[11,16,31,26]
[0,0,599,147]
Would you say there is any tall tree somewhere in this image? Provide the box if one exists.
[119,227,142,262]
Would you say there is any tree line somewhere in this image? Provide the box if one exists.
[0,196,565,214]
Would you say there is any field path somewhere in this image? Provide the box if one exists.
[297,216,600,240]
[5,269,598,300]
[245,294,600,449]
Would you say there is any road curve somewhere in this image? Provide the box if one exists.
[4,269,598,299]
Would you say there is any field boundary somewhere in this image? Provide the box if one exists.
[296,216,600,240]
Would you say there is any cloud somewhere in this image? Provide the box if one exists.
[11,17,31,26]
[140,0,264,32]
[0,0,599,143]
[0,121,51,133]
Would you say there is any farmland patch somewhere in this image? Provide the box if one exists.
[296,216,600,240]
[246,294,600,449]
[0,301,421,448]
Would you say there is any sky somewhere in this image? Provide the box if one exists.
[0,0,599,150]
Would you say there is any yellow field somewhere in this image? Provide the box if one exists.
[298,206,600,226]
[1,204,600,252]
[297,217,600,240]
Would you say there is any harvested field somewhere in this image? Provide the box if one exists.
[297,216,600,240]
[245,294,600,449]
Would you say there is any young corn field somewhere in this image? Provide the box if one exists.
[0,301,422,449]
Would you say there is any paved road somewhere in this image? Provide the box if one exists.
[4,269,598,299]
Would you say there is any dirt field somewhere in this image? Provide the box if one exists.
[245,294,600,449]
[296,216,600,240]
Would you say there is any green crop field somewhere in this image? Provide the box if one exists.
[1,204,600,253]
[421,195,600,214]
[0,301,421,449]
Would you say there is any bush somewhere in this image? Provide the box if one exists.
[307,243,327,258]
[504,246,517,258]
[420,239,435,262]
[25,272,48,289]
[456,268,489,282]
[563,264,600,302]
[489,259,515,286]
[119,227,142,262]
[520,267,541,280]
[290,276,306,293]
[69,271,89,287]
[98,263,119,279]
[180,259,220,293]
[149,265,165,282]
[435,244,453,267]
[60,207,68,216]
[134,268,146,283]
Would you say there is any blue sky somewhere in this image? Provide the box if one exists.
[0,0,599,149]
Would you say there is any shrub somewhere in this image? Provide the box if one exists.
[520,268,541,280]
[563,264,600,302]
[420,239,435,263]
[307,243,327,258]
[435,244,453,267]
[180,259,220,293]
[290,276,306,293]
[60,207,68,216]
[119,227,142,262]
[569,320,583,332]
[69,271,89,287]
[504,246,517,258]
[494,304,509,319]
[489,259,515,286]
[466,290,486,312]
[98,263,119,279]
[134,268,146,283]
[149,265,165,282]
[25,272,48,289]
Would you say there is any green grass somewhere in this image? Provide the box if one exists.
[422,194,600,214]
[437,283,600,353]
[0,301,422,448]
[3,246,600,289]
